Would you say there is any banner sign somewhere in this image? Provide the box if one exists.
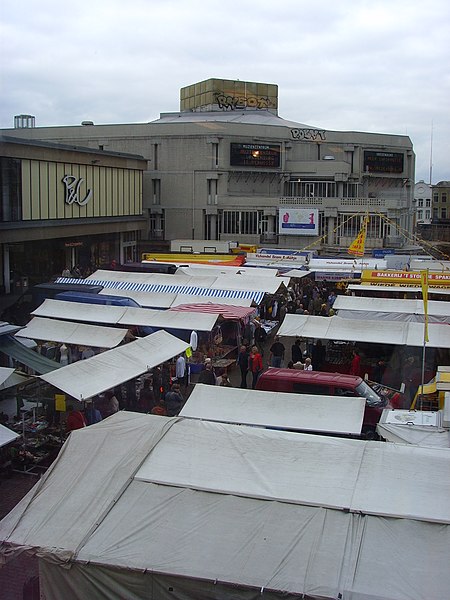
[278,208,319,236]
[361,270,450,287]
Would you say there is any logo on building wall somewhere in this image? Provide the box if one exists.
[214,92,276,111]
[290,129,326,141]
[62,175,92,206]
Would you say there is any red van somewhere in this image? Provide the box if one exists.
[255,368,389,438]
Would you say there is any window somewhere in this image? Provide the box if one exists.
[0,157,22,222]
[284,180,337,198]
[207,179,218,205]
[152,179,161,205]
[417,210,423,220]
[293,383,330,395]
[433,193,439,204]
[426,199,431,207]
[441,208,447,219]
[425,209,431,219]
[153,144,158,170]
[442,193,447,203]
[220,210,263,235]
[417,199,423,207]
[212,143,219,168]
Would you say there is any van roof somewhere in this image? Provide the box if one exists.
[258,368,363,386]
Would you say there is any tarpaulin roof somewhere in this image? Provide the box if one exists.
[277,314,450,348]
[169,302,256,320]
[15,317,129,348]
[32,300,219,331]
[0,367,14,387]
[0,423,19,449]
[180,383,365,435]
[377,409,450,448]
[56,276,265,304]
[176,265,279,278]
[347,283,450,295]
[39,331,189,400]
[0,414,449,600]
[333,295,450,323]
[0,336,60,375]
[98,288,255,308]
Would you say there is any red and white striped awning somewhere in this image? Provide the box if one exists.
[169,303,256,321]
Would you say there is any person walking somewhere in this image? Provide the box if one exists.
[236,345,250,388]
[254,322,267,356]
[249,345,263,389]
[269,336,285,368]
[165,383,184,416]
[176,354,188,388]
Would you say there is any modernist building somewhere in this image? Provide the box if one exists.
[1,78,415,256]
[0,136,147,294]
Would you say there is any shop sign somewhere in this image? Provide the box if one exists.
[361,270,450,287]
[64,241,83,247]
[62,175,92,206]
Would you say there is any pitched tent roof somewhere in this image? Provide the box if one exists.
[180,383,365,435]
[333,295,450,324]
[15,317,129,348]
[0,413,449,600]
[0,336,61,375]
[277,314,450,348]
[32,300,219,331]
[169,303,256,321]
[39,330,189,400]
[0,423,19,448]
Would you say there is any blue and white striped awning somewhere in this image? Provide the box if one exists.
[55,278,265,304]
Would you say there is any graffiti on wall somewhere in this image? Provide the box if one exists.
[62,175,92,206]
[290,128,327,141]
[214,92,276,111]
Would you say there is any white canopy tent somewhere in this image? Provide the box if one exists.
[97,288,254,308]
[277,314,450,348]
[14,317,129,348]
[347,283,450,297]
[333,296,450,324]
[32,299,219,331]
[377,409,450,448]
[0,413,449,600]
[0,423,19,449]
[39,330,189,400]
[176,265,279,277]
[0,367,14,387]
[180,383,365,435]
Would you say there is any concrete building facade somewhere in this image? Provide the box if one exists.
[1,78,415,256]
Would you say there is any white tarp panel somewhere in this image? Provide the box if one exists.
[15,317,128,348]
[347,284,450,296]
[211,274,288,294]
[32,300,218,331]
[1,413,449,600]
[177,265,278,277]
[39,331,189,400]
[171,294,253,307]
[99,288,176,308]
[0,370,30,391]
[277,314,450,348]
[0,423,19,448]
[0,367,14,387]
[333,296,450,323]
[135,418,450,523]
[377,409,450,448]
[282,269,312,278]
[181,383,365,435]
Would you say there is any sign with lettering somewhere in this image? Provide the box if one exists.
[230,143,281,168]
[278,207,319,236]
[290,129,326,141]
[361,270,450,287]
[363,151,404,174]
[62,175,92,206]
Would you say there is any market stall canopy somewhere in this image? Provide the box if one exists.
[348,284,450,296]
[57,276,265,304]
[0,413,449,600]
[0,370,31,391]
[281,269,311,279]
[15,317,129,349]
[0,423,19,448]
[377,409,450,448]
[333,296,450,324]
[169,303,256,321]
[33,300,219,331]
[176,265,278,278]
[97,288,255,308]
[0,367,14,387]
[277,314,450,348]
[180,383,365,435]
[0,336,60,375]
[39,331,189,401]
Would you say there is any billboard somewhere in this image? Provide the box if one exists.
[278,207,319,236]
[230,143,281,168]
[363,151,404,174]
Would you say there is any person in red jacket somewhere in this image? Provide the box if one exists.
[349,349,361,377]
[249,345,263,389]
[66,405,87,432]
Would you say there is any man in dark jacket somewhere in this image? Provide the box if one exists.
[198,363,216,385]
[164,384,184,416]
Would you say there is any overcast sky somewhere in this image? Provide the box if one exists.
[1,0,449,184]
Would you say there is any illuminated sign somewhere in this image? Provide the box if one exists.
[230,143,281,168]
[278,207,319,236]
[363,151,404,174]
[62,175,92,206]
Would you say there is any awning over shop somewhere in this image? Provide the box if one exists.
[333,296,450,324]
[0,423,19,448]
[57,276,265,304]
[33,300,219,332]
[15,317,129,348]
[180,383,365,435]
[169,303,256,321]
[277,314,450,348]
[0,336,61,374]
[39,330,189,400]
